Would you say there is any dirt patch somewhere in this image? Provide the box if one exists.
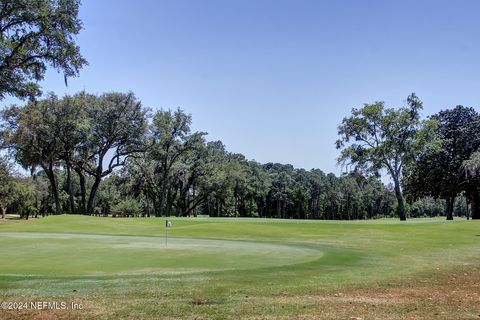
[191,297,217,306]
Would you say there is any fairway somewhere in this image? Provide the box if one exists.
[0,215,479,319]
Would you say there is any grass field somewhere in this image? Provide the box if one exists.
[0,215,479,319]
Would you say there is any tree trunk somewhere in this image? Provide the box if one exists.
[75,167,87,214]
[44,163,61,215]
[152,198,160,217]
[393,177,406,221]
[276,200,281,219]
[192,186,197,217]
[79,171,86,214]
[446,196,455,220]
[1,207,6,219]
[157,185,166,217]
[66,161,75,214]
[157,167,170,217]
[234,195,238,217]
[472,195,480,220]
[165,186,175,217]
[87,177,102,214]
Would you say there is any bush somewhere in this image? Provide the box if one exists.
[111,198,142,217]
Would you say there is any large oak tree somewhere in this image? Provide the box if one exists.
[405,106,480,219]
[1,94,64,213]
[336,94,433,221]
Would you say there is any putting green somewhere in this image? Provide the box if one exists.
[0,232,322,276]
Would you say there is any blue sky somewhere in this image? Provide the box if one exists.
[9,0,480,175]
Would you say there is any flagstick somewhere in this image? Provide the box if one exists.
[165,220,168,248]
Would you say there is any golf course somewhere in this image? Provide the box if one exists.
[3,1,480,319]
[0,215,479,319]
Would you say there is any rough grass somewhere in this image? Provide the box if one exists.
[0,215,479,319]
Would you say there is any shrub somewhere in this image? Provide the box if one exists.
[111,198,142,217]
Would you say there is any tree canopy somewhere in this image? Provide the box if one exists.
[404,106,480,219]
[0,0,87,100]
[1,91,148,215]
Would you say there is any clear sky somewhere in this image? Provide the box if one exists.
[11,0,480,175]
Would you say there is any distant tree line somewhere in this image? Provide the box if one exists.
[0,92,477,220]
[0,2,477,220]
[0,92,393,219]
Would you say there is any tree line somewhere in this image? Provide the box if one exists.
[0,92,392,219]
[0,1,478,221]
[0,91,477,220]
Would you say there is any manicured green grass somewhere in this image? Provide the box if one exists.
[0,215,479,319]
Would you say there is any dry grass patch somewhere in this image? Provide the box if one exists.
[1,269,479,319]
[250,267,480,320]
